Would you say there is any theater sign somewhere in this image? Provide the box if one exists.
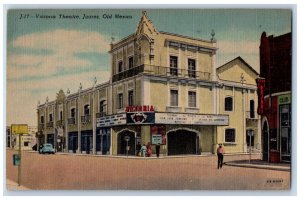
[155,113,229,126]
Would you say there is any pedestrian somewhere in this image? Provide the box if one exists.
[140,144,147,157]
[155,143,160,158]
[146,142,152,157]
[136,142,141,156]
[217,144,225,169]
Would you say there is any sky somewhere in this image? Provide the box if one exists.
[6,9,292,126]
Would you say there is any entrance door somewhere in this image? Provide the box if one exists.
[117,131,135,155]
[262,122,268,161]
[47,134,54,146]
[280,105,291,162]
[68,132,78,153]
[81,131,92,154]
[167,130,197,155]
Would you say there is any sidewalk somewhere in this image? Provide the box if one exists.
[5,179,31,191]
[225,159,291,171]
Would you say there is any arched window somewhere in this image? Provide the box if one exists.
[84,104,90,115]
[100,100,107,117]
[225,96,233,111]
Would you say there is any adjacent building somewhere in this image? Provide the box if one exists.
[6,125,37,150]
[259,32,292,162]
[37,12,261,156]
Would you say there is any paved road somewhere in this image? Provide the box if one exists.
[6,149,290,190]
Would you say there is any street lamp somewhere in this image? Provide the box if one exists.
[240,73,247,152]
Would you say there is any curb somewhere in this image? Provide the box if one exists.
[224,162,291,172]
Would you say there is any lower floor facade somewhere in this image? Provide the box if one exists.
[37,112,261,156]
[260,92,291,163]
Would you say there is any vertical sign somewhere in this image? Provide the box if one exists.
[256,78,266,115]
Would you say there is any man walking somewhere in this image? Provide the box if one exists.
[217,144,225,169]
[155,143,160,158]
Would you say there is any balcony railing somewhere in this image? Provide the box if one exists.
[81,115,91,123]
[96,112,107,118]
[38,123,44,130]
[46,121,54,128]
[56,120,64,126]
[112,65,144,82]
[68,118,76,125]
[112,64,211,82]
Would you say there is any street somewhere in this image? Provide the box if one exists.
[6,149,290,190]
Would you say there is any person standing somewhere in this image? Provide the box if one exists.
[217,144,225,169]
[136,142,141,156]
[155,143,160,158]
[146,142,152,157]
[140,144,147,157]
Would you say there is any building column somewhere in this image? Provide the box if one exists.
[92,90,96,155]
[65,100,69,152]
[77,94,81,153]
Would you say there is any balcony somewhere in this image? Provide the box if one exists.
[112,65,144,82]
[96,112,106,118]
[38,123,44,130]
[112,64,211,82]
[46,121,53,128]
[68,118,76,125]
[81,115,91,123]
[56,120,64,126]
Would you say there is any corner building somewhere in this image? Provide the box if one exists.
[37,12,261,156]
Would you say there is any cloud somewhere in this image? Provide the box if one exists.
[10,29,110,55]
[7,29,111,80]
[6,29,112,125]
[216,40,260,71]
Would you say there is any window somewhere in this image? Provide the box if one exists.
[246,130,255,147]
[41,116,44,123]
[24,142,29,147]
[188,91,196,108]
[128,57,134,69]
[118,93,123,109]
[100,100,107,116]
[60,111,63,121]
[188,59,196,78]
[71,108,76,118]
[170,56,178,76]
[225,129,236,143]
[250,100,255,118]
[118,61,123,73]
[128,90,134,106]
[225,96,233,111]
[49,114,53,122]
[170,90,178,107]
[84,105,90,115]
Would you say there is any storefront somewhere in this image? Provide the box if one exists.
[97,105,229,156]
[279,94,291,162]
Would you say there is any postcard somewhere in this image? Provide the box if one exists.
[6,8,292,191]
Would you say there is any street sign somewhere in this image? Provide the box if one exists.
[11,124,28,134]
[13,154,20,166]
[151,135,162,145]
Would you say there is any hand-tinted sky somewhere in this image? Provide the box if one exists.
[6,9,291,126]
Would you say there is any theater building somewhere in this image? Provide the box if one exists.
[37,12,261,156]
[258,32,292,162]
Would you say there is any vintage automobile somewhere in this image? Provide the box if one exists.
[39,143,55,154]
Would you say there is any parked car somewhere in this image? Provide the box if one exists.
[39,143,55,154]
